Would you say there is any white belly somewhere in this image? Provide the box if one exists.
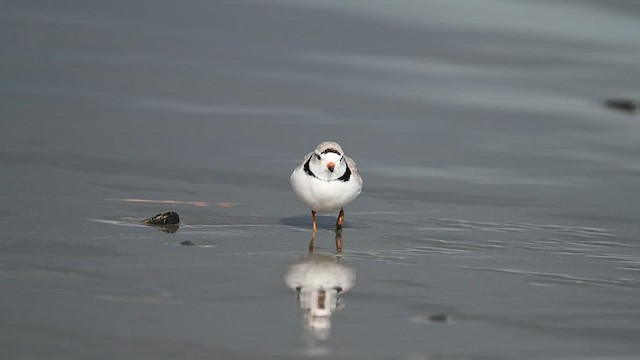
[290,168,362,213]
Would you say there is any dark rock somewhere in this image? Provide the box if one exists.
[141,211,180,233]
[604,99,640,114]
[142,211,180,225]
[180,240,196,246]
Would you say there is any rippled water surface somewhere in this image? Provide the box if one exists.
[2,0,640,359]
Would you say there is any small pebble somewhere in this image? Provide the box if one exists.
[428,313,449,323]
[180,240,196,246]
[604,99,640,114]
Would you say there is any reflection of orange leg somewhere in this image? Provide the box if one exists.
[308,232,315,252]
[335,229,343,253]
[336,207,345,230]
[312,210,317,233]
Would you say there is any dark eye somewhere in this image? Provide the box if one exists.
[316,154,321,160]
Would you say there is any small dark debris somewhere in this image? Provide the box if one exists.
[142,211,180,225]
[604,99,640,114]
[180,240,196,246]
[428,313,449,323]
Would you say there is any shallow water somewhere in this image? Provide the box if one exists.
[1,0,640,358]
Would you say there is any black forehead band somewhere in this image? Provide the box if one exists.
[321,148,341,155]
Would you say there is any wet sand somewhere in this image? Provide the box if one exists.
[1,0,640,358]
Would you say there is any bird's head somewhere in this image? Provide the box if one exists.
[309,142,347,180]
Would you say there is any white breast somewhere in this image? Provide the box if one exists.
[290,168,362,213]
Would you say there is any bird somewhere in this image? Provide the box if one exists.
[290,141,363,233]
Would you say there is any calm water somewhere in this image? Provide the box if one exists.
[1,0,640,359]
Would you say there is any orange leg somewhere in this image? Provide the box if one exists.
[312,210,317,233]
[335,229,343,253]
[336,207,345,230]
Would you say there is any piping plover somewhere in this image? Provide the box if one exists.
[290,141,363,232]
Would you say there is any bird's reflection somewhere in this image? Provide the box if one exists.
[284,231,355,340]
[308,229,343,253]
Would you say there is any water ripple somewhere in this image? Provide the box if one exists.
[453,266,640,289]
